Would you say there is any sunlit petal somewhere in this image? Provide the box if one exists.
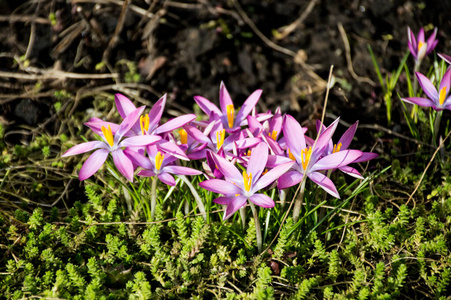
[78,149,109,181]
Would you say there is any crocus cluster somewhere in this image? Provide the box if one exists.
[62,82,378,222]
[402,27,451,112]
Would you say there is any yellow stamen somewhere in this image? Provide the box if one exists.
[155,151,164,171]
[247,150,252,156]
[140,114,150,135]
[269,130,277,141]
[439,86,447,105]
[243,170,252,192]
[332,143,342,153]
[226,104,234,129]
[179,129,188,144]
[288,148,296,161]
[216,129,225,150]
[101,125,114,147]
[418,41,425,52]
[301,147,312,171]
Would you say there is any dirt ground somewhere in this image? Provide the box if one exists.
[1,0,450,158]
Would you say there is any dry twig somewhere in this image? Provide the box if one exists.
[337,22,376,86]
[275,0,318,40]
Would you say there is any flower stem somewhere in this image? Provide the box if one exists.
[292,179,306,223]
[150,176,158,220]
[433,110,443,146]
[239,206,246,231]
[178,175,207,221]
[411,61,420,122]
[249,202,262,254]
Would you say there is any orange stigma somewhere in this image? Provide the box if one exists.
[101,125,114,146]
[216,129,225,150]
[332,143,342,153]
[243,170,252,192]
[301,147,312,170]
[226,104,234,128]
[140,114,150,135]
[439,86,447,105]
[155,151,164,171]
[179,129,188,144]
[269,130,277,141]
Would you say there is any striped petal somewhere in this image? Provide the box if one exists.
[111,149,135,182]
[308,171,339,198]
[200,179,243,195]
[78,148,109,181]
[249,193,274,208]
[62,141,106,157]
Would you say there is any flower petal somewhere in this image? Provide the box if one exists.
[338,121,358,150]
[147,94,166,132]
[234,137,261,150]
[315,117,339,152]
[62,141,105,157]
[78,148,109,181]
[235,89,263,125]
[184,124,212,146]
[85,120,121,137]
[213,196,233,205]
[194,95,222,117]
[401,97,434,107]
[164,165,202,176]
[210,151,243,184]
[115,106,146,142]
[254,161,294,192]
[157,140,189,160]
[416,72,438,102]
[115,94,136,119]
[124,149,153,169]
[266,154,293,168]
[277,170,303,190]
[426,27,438,52]
[438,53,451,65]
[339,165,364,179]
[308,171,340,198]
[154,114,196,135]
[137,169,156,177]
[158,172,176,186]
[249,193,274,208]
[439,68,451,97]
[247,142,268,182]
[223,195,248,220]
[111,149,135,182]
[219,82,234,117]
[120,135,161,148]
[310,150,362,172]
[283,114,306,159]
[199,179,242,195]
[353,152,379,163]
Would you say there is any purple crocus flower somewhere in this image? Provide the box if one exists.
[193,82,263,133]
[317,120,379,178]
[88,93,196,160]
[136,145,202,186]
[277,115,362,198]
[62,106,161,181]
[199,142,294,220]
[408,26,438,62]
[401,68,451,111]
